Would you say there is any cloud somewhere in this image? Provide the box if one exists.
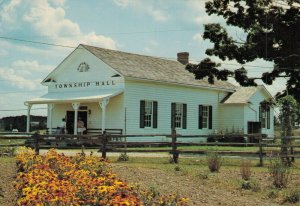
[55,32,117,50]
[0,60,54,90]
[0,67,37,90]
[12,60,53,72]
[185,0,225,25]
[21,0,118,49]
[0,0,22,31]
[23,0,80,37]
[113,0,169,22]
[0,49,8,57]
[1,0,117,50]
[192,33,203,43]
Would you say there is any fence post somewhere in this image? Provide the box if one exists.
[33,133,39,155]
[101,131,107,159]
[291,145,295,162]
[258,134,263,167]
[171,128,178,163]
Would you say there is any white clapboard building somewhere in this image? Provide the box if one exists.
[25,44,274,141]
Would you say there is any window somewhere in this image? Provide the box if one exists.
[171,103,187,129]
[175,103,183,128]
[199,105,212,129]
[140,100,157,128]
[144,101,153,127]
[202,106,209,128]
[259,105,270,129]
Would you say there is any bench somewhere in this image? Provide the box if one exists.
[86,128,123,141]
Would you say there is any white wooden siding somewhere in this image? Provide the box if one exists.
[219,105,245,134]
[49,48,120,88]
[123,80,228,142]
[246,90,274,137]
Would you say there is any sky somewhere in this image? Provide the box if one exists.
[0,0,286,118]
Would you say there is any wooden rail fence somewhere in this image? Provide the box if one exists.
[0,131,299,166]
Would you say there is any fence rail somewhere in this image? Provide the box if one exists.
[0,131,299,166]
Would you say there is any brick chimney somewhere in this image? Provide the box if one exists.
[177,52,189,65]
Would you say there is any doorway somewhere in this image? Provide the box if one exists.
[66,111,87,134]
[248,121,261,143]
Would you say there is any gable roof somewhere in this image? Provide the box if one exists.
[80,44,236,91]
[221,86,272,104]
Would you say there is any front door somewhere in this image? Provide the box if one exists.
[66,111,87,134]
[247,121,261,143]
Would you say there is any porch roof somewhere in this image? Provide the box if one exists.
[26,89,123,104]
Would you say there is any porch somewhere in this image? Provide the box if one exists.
[25,89,124,135]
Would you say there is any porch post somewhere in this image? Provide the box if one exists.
[48,104,54,134]
[25,103,32,133]
[72,103,80,135]
[99,98,110,134]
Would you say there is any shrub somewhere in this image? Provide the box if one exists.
[283,189,300,204]
[268,156,290,188]
[199,172,209,180]
[240,159,252,181]
[207,151,222,172]
[117,153,129,162]
[138,186,188,206]
[267,189,278,199]
[240,180,251,190]
[174,165,181,171]
[240,180,260,192]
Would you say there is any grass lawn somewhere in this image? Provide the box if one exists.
[109,155,300,205]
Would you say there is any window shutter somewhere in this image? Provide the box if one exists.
[140,100,145,128]
[198,105,203,129]
[171,103,176,129]
[153,101,158,128]
[183,104,187,129]
[209,106,213,129]
[259,106,262,127]
[267,106,270,129]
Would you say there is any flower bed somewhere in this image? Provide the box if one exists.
[15,148,188,206]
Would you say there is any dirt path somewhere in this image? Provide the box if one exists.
[0,158,17,206]
[112,164,282,206]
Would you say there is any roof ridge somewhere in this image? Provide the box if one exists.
[81,44,179,64]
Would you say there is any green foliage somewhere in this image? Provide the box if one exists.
[283,189,300,204]
[174,165,181,171]
[198,171,209,180]
[277,95,298,136]
[240,160,252,181]
[240,180,251,190]
[187,0,300,103]
[0,147,16,157]
[268,156,290,188]
[117,153,129,162]
[240,179,260,192]
[206,151,222,172]
[1,115,46,132]
[267,189,278,199]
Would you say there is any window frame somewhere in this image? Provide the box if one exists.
[202,105,209,129]
[140,100,157,129]
[144,100,153,128]
[199,105,212,130]
[260,105,270,129]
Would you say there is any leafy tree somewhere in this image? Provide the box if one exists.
[277,95,298,165]
[186,0,300,102]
